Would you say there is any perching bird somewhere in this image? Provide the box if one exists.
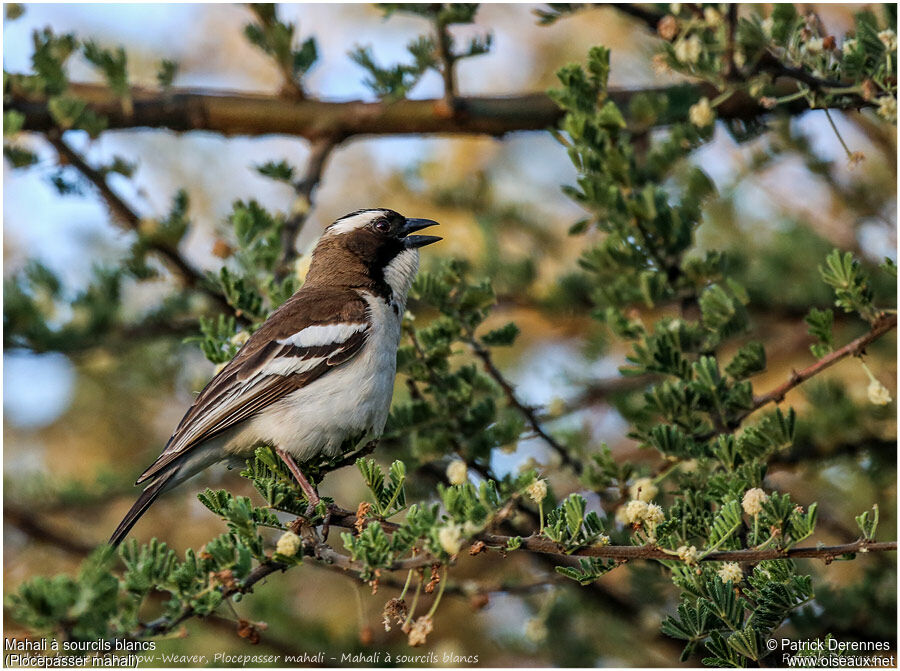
[110,208,440,546]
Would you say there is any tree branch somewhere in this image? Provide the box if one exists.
[467,337,582,475]
[46,132,235,316]
[276,136,339,278]
[4,505,96,557]
[325,506,896,563]
[434,18,457,101]
[8,79,872,140]
[748,312,897,417]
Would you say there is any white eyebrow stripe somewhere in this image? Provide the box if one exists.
[276,322,367,348]
[323,211,382,237]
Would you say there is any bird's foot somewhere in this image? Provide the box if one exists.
[320,503,334,542]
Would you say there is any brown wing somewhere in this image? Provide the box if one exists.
[135,288,369,484]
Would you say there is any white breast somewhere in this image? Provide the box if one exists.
[228,291,405,461]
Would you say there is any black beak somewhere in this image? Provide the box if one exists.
[401,217,441,249]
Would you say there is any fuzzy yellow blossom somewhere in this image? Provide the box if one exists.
[675,35,702,64]
[677,545,700,565]
[717,562,743,583]
[407,615,433,646]
[878,29,897,51]
[525,618,547,642]
[651,52,672,75]
[230,330,250,347]
[842,38,858,55]
[644,503,665,526]
[596,534,610,547]
[803,37,824,54]
[527,478,548,504]
[689,97,715,128]
[446,460,468,486]
[876,96,897,123]
[629,477,658,503]
[438,524,462,555]
[623,499,650,524]
[742,488,768,516]
[868,379,892,406]
[703,7,722,27]
[276,531,301,557]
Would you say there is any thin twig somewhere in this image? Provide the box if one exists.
[246,4,306,99]
[4,505,96,556]
[467,337,582,475]
[724,4,738,78]
[690,312,897,442]
[46,132,235,317]
[326,506,896,563]
[747,312,896,416]
[276,136,339,278]
[433,16,457,101]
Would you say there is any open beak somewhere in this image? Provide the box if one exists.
[401,217,441,249]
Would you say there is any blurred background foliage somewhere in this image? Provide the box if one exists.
[3,3,897,667]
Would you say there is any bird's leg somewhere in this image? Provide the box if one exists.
[276,448,320,507]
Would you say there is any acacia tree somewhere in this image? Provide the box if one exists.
[4,3,897,667]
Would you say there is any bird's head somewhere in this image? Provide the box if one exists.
[305,208,441,300]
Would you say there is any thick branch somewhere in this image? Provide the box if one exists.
[8,80,870,140]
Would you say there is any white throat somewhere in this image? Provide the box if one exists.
[383,249,419,308]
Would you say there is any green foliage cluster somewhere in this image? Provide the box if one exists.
[546,25,895,665]
[350,4,491,100]
[2,3,896,666]
[662,4,897,125]
[245,4,317,94]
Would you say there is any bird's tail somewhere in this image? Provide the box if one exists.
[109,468,179,547]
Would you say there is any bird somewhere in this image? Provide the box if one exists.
[109,208,440,546]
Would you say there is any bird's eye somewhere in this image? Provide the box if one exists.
[374,219,391,233]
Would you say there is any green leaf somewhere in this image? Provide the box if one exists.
[82,41,129,97]
[480,322,519,346]
[855,504,879,540]
[725,342,766,380]
[596,101,626,129]
[256,159,296,182]
[4,110,25,136]
[804,307,834,358]
[819,249,875,321]
[156,59,178,88]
